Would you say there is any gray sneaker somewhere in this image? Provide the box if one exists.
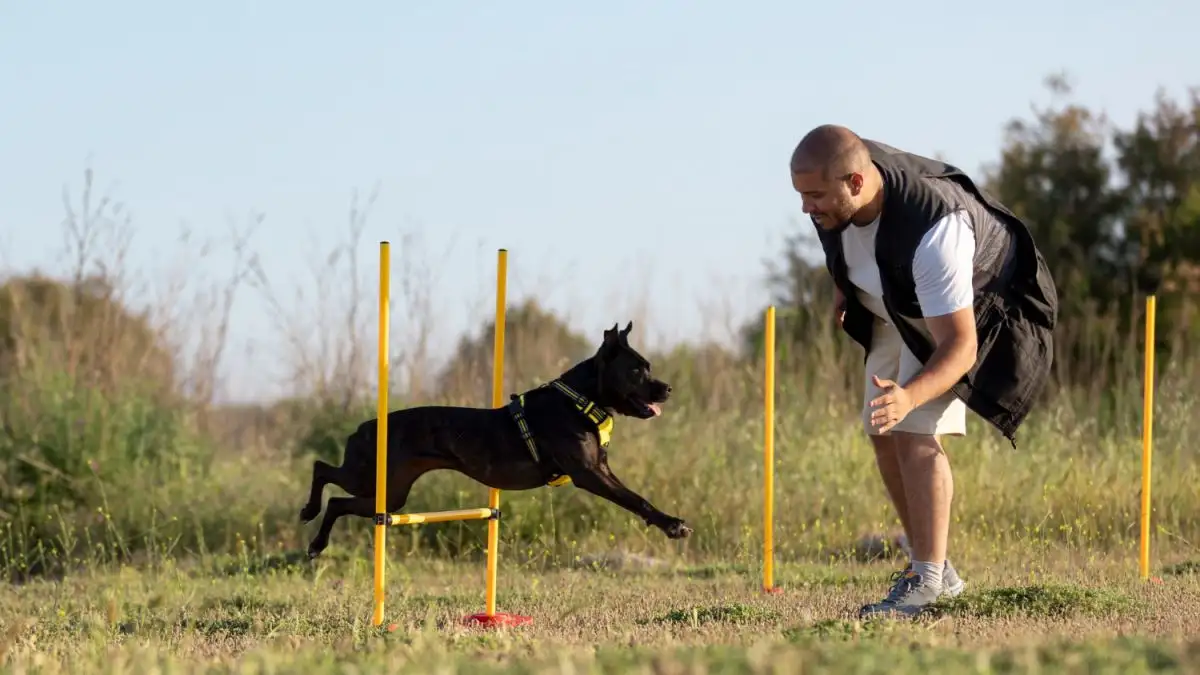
[858,568,944,619]
[857,560,966,619]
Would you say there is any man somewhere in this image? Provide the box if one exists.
[788,125,1058,618]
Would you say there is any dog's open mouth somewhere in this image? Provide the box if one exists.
[632,398,663,417]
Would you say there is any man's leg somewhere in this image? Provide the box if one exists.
[871,434,913,552]
[894,431,954,584]
[858,322,966,618]
[870,434,964,588]
[861,319,910,549]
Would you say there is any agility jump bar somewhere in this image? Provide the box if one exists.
[375,507,498,527]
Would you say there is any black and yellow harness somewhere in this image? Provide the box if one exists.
[506,379,613,487]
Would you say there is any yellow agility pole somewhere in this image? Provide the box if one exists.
[485,248,506,620]
[465,248,532,627]
[763,305,781,594]
[372,244,530,629]
[372,241,391,628]
[1139,294,1156,581]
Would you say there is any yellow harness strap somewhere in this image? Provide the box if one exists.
[505,380,615,488]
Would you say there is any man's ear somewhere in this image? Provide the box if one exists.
[848,172,864,196]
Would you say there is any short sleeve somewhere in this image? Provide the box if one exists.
[911,210,976,318]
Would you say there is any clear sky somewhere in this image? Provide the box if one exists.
[2,1,1197,403]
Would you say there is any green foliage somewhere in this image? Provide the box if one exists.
[644,603,782,626]
[0,365,226,578]
[0,372,208,513]
[434,297,595,404]
[275,394,380,464]
[786,617,916,642]
[0,269,219,577]
[929,584,1140,619]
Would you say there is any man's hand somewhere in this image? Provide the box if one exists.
[870,308,977,434]
[869,374,914,433]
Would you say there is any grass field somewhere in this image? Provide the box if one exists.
[2,331,1199,675]
[3,548,1199,673]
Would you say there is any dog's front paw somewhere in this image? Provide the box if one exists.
[663,518,693,540]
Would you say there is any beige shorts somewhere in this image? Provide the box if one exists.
[861,315,967,437]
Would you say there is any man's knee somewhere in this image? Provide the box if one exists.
[869,434,895,453]
[890,432,948,460]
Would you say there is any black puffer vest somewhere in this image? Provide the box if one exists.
[813,139,1059,447]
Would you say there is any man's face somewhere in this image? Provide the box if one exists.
[791,170,863,231]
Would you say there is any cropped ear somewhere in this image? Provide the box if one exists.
[603,322,620,346]
[621,321,633,338]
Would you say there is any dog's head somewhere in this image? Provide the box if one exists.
[593,321,671,419]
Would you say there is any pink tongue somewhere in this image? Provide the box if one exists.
[648,403,662,416]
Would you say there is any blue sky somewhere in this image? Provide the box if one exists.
[2,1,1197,403]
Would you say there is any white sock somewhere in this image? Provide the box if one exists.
[909,555,953,572]
[912,560,943,588]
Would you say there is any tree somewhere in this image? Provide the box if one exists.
[981,74,1131,320]
[983,77,1200,382]
[434,298,594,404]
[0,273,177,394]
[1110,86,1200,348]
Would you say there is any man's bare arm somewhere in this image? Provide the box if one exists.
[901,307,976,409]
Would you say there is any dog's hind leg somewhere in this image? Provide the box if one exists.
[306,496,373,559]
[305,457,448,559]
[299,460,341,523]
[300,422,382,524]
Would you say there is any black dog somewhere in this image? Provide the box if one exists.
[300,321,691,559]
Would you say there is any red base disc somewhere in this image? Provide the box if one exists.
[462,612,534,628]
[762,586,784,595]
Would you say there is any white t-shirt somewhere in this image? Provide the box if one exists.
[842,209,975,322]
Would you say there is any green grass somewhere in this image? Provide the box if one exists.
[2,552,1198,673]
[929,583,1141,618]
[4,357,1200,580]
[2,350,1198,672]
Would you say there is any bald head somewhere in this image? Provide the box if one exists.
[788,124,882,231]
[789,124,872,180]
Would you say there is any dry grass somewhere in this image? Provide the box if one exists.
[1,551,1198,673]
